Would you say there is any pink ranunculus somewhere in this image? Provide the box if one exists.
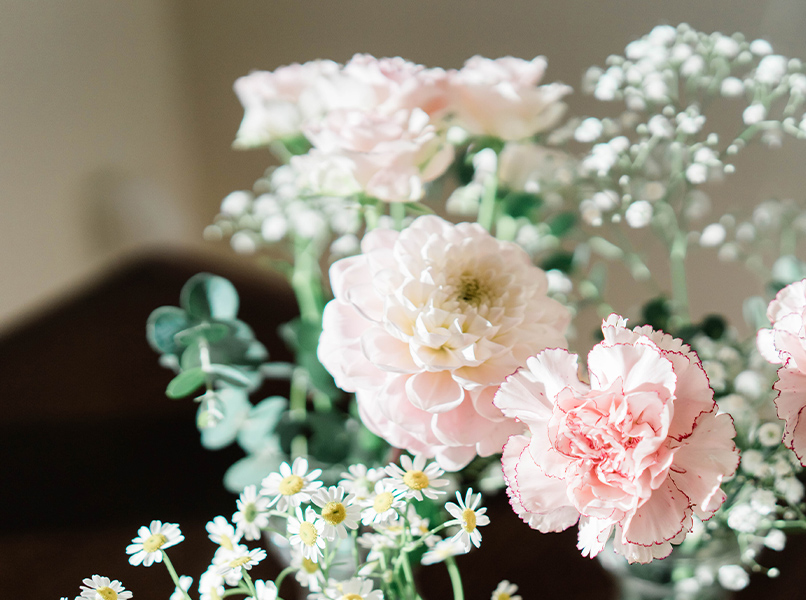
[302,108,454,202]
[233,60,341,148]
[761,280,806,464]
[317,215,571,470]
[496,315,739,564]
[449,56,572,141]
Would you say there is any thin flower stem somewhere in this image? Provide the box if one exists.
[477,173,498,232]
[670,231,690,324]
[291,238,324,325]
[391,201,406,230]
[274,566,296,595]
[160,551,192,600]
[242,569,258,598]
[445,556,465,600]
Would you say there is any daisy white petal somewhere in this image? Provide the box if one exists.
[216,546,267,576]
[260,457,324,510]
[170,575,193,600]
[420,538,467,565]
[311,486,362,541]
[125,520,184,567]
[445,488,489,550]
[385,455,449,501]
[206,515,243,551]
[232,485,271,541]
[79,575,133,600]
[491,580,522,600]
[361,480,405,526]
[287,506,327,562]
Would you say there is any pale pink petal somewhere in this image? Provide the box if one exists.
[620,480,692,547]
[774,365,806,465]
[577,516,614,558]
[360,327,418,373]
[405,370,465,413]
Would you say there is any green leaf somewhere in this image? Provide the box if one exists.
[548,212,577,237]
[206,364,254,388]
[166,367,207,399]
[540,251,575,274]
[174,322,232,346]
[146,306,190,355]
[500,190,542,219]
[180,273,240,321]
[642,297,671,332]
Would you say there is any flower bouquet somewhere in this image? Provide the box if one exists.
[68,23,806,600]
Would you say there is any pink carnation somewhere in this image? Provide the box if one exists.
[496,315,739,563]
[449,56,572,141]
[761,280,806,464]
[301,108,453,202]
[317,215,570,470]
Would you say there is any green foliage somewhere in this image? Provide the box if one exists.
[279,318,341,399]
[548,211,577,237]
[499,189,543,219]
[540,251,575,274]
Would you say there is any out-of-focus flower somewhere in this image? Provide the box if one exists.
[449,56,571,141]
[497,315,739,563]
[318,215,570,469]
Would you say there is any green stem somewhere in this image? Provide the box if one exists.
[391,201,406,230]
[274,566,296,595]
[289,367,308,458]
[477,173,498,232]
[670,231,690,324]
[291,238,324,324]
[445,556,464,600]
[160,551,192,600]
[242,569,257,598]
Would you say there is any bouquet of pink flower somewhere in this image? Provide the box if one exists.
[68,23,806,600]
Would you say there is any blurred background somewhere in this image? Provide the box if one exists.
[4,1,806,598]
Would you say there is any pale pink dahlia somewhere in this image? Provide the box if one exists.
[317,215,570,470]
[496,315,739,563]
[448,56,572,141]
[760,280,806,464]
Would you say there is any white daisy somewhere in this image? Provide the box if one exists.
[206,515,243,551]
[216,546,267,577]
[252,580,279,600]
[314,576,383,600]
[405,504,440,547]
[384,454,449,501]
[339,464,384,501]
[261,457,323,510]
[290,543,327,591]
[361,480,405,526]
[232,485,271,541]
[445,488,489,551]
[170,575,193,600]
[287,506,327,562]
[126,520,184,567]
[198,566,225,600]
[420,537,467,565]
[79,575,133,600]
[491,580,522,600]
[311,486,361,541]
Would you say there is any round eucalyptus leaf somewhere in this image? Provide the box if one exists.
[166,367,207,399]
[146,306,190,355]
[180,273,240,321]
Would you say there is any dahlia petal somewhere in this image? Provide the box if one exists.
[405,370,465,413]
[433,445,477,471]
[360,327,418,373]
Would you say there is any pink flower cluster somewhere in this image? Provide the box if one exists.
[233,54,570,202]
[317,215,570,470]
[758,280,806,464]
[496,315,739,563]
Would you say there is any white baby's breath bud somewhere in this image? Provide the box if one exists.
[750,39,774,56]
[625,200,653,228]
[593,190,619,210]
[677,111,706,135]
[764,530,787,551]
[649,24,677,45]
[756,55,788,85]
[743,103,767,125]
[735,370,765,398]
[789,73,806,95]
[741,449,767,477]
[681,55,705,77]
[648,114,674,138]
[580,199,603,227]
[714,35,740,59]
[261,215,288,242]
[728,504,761,532]
[720,77,745,97]
[750,489,777,515]
[574,117,604,142]
[546,269,573,295]
[473,148,498,178]
[446,126,469,145]
[718,565,750,591]
[671,43,693,64]
[776,476,805,505]
[231,230,258,254]
[330,234,360,257]
[700,223,726,247]
[768,567,781,578]
[203,224,223,241]
[758,422,783,447]
[221,191,253,216]
[736,222,755,243]
[686,163,709,184]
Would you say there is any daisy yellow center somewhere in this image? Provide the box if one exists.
[280,474,305,495]
[496,595,511,600]
[229,556,251,568]
[462,508,477,532]
[342,595,364,600]
[96,587,118,600]
[322,501,347,525]
[373,492,394,513]
[299,521,318,546]
[302,557,319,574]
[403,470,429,490]
[143,533,168,552]
[220,534,233,551]
[244,503,258,522]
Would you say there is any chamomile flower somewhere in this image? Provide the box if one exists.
[420,537,467,565]
[384,454,449,501]
[79,575,133,600]
[311,486,361,540]
[216,546,268,579]
[170,575,193,600]
[287,506,327,562]
[445,488,489,550]
[206,515,243,551]
[198,566,225,600]
[290,543,327,591]
[261,457,323,510]
[339,463,384,501]
[233,485,271,541]
[491,580,522,600]
[361,480,405,526]
[126,520,184,567]
[252,580,279,600]
[314,577,383,600]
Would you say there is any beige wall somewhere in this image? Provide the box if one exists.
[3,0,806,330]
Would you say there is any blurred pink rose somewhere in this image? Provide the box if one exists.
[317,215,570,470]
[302,108,453,202]
[760,280,806,464]
[496,315,738,563]
[449,56,572,141]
